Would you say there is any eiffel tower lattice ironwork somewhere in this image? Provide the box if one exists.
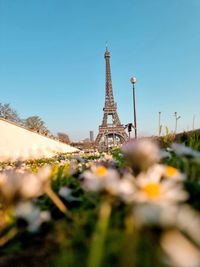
[95,48,128,148]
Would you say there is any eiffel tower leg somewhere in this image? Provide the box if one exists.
[95,132,104,146]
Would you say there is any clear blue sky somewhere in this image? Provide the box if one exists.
[0,0,200,140]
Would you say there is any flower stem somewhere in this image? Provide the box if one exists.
[88,200,112,267]
[45,186,69,216]
[120,215,137,267]
[0,227,17,247]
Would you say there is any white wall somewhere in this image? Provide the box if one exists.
[0,119,78,161]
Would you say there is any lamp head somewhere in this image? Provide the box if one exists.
[130,77,137,84]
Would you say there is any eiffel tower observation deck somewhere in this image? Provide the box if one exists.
[95,48,128,150]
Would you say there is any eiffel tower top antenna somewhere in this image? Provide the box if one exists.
[105,41,108,51]
[104,44,115,106]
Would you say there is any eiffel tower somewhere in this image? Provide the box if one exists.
[95,48,128,149]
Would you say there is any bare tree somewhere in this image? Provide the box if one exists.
[57,132,71,144]
[82,138,94,149]
[24,116,49,135]
[0,103,22,124]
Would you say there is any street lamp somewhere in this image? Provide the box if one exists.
[174,112,181,134]
[130,77,137,139]
[193,115,195,130]
[158,112,162,136]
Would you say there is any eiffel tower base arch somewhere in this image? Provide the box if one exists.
[95,125,128,151]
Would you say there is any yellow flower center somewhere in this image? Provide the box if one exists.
[143,183,161,199]
[165,166,177,177]
[94,166,107,177]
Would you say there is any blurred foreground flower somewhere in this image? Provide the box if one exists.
[101,153,113,162]
[58,186,80,202]
[161,230,200,267]
[134,203,200,245]
[82,165,119,192]
[0,165,69,216]
[0,166,51,204]
[164,165,185,181]
[122,138,160,174]
[172,143,200,159]
[160,149,171,159]
[15,202,50,232]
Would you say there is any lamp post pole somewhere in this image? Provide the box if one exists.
[193,115,195,130]
[174,112,181,134]
[130,77,137,139]
[158,112,161,136]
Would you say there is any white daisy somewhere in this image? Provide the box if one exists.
[133,164,188,205]
[82,165,119,193]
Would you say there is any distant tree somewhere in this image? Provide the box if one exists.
[82,138,94,149]
[0,103,22,124]
[57,132,71,144]
[49,134,57,140]
[24,116,49,135]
